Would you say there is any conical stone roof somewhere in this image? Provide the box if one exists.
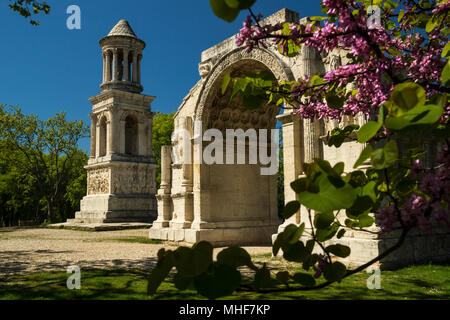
[107,19,137,38]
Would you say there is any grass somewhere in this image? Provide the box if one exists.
[0,262,449,300]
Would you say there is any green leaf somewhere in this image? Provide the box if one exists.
[241,92,265,110]
[353,144,373,168]
[174,273,194,290]
[225,0,256,9]
[429,93,448,109]
[333,162,345,175]
[283,241,308,262]
[276,271,290,284]
[357,121,382,143]
[358,213,375,228]
[385,104,444,130]
[336,229,346,239]
[323,262,347,282]
[217,246,252,268]
[272,224,305,256]
[221,73,231,95]
[298,176,358,212]
[306,239,315,253]
[230,78,249,100]
[309,16,327,21]
[348,170,368,187]
[426,16,438,33]
[390,82,426,114]
[292,273,316,287]
[326,93,345,109]
[371,140,398,169]
[254,264,272,290]
[290,178,308,193]
[314,211,334,229]
[442,42,450,58]
[148,250,174,294]
[282,201,300,219]
[346,195,373,217]
[442,61,450,85]
[194,263,241,299]
[173,241,213,277]
[326,244,351,258]
[316,222,339,242]
[209,0,240,22]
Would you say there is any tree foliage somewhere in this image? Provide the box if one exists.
[0,105,89,223]
[152,112,175,188]
[8,0,50,25]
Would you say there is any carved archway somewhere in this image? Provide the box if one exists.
[195,47,295,123]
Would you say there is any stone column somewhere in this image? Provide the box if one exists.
[277,112,303,228]
[119,119,126,154]
[105,51,112,82]
[89,114,97,159]
[147,114,153,156]
[138,119,146,156]
[152,146,173,229]
[102,53,106,84]
[181,117,193,190]
[123,49,129,82]
[106,115,113,156]
[302,45,323,165]
[112,49,118,81]
[132,52,138,83]
[137,54,142,84]
[95,121,101,158]
[303,119,322,164]
[160,146,172,191]
[108,108,118,155]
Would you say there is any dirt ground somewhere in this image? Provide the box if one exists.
[0,227,272,279]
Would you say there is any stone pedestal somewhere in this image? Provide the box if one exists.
[71,160,157,223]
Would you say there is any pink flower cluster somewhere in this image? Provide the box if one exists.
[376,143,450,234]
[235,14,282,53]
[234,0,449,121]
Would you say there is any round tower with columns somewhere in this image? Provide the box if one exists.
[100,19,145,93]
[70,20,157,224]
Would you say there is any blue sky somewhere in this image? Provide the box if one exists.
[1,0,322,152]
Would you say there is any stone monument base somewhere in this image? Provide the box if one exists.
[71,194,157,223]
[149,224,279,246]
[273,225,450,270]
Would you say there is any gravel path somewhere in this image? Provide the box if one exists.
[0,227,271,279]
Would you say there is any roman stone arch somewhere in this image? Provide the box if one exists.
[150,34,307,245]
[194,47,295,123]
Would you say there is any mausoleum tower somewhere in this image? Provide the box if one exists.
[71,19,158,224]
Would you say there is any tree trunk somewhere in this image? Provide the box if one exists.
[46,200,53,223]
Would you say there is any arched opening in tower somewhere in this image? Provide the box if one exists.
[99,116,107,157]
[125,115,138,155]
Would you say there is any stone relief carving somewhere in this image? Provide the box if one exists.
[198,61,212,78]
[87,168,110,195]
[111,165,154,194]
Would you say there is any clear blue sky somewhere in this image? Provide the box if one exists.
[1,0,322,152]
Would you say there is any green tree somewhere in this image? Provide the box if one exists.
[0,142,42,226]
[7,0,50,25]
[152,112,175,188]
[0,105,89,223]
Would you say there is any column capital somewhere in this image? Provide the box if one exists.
[276,112,301,125]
